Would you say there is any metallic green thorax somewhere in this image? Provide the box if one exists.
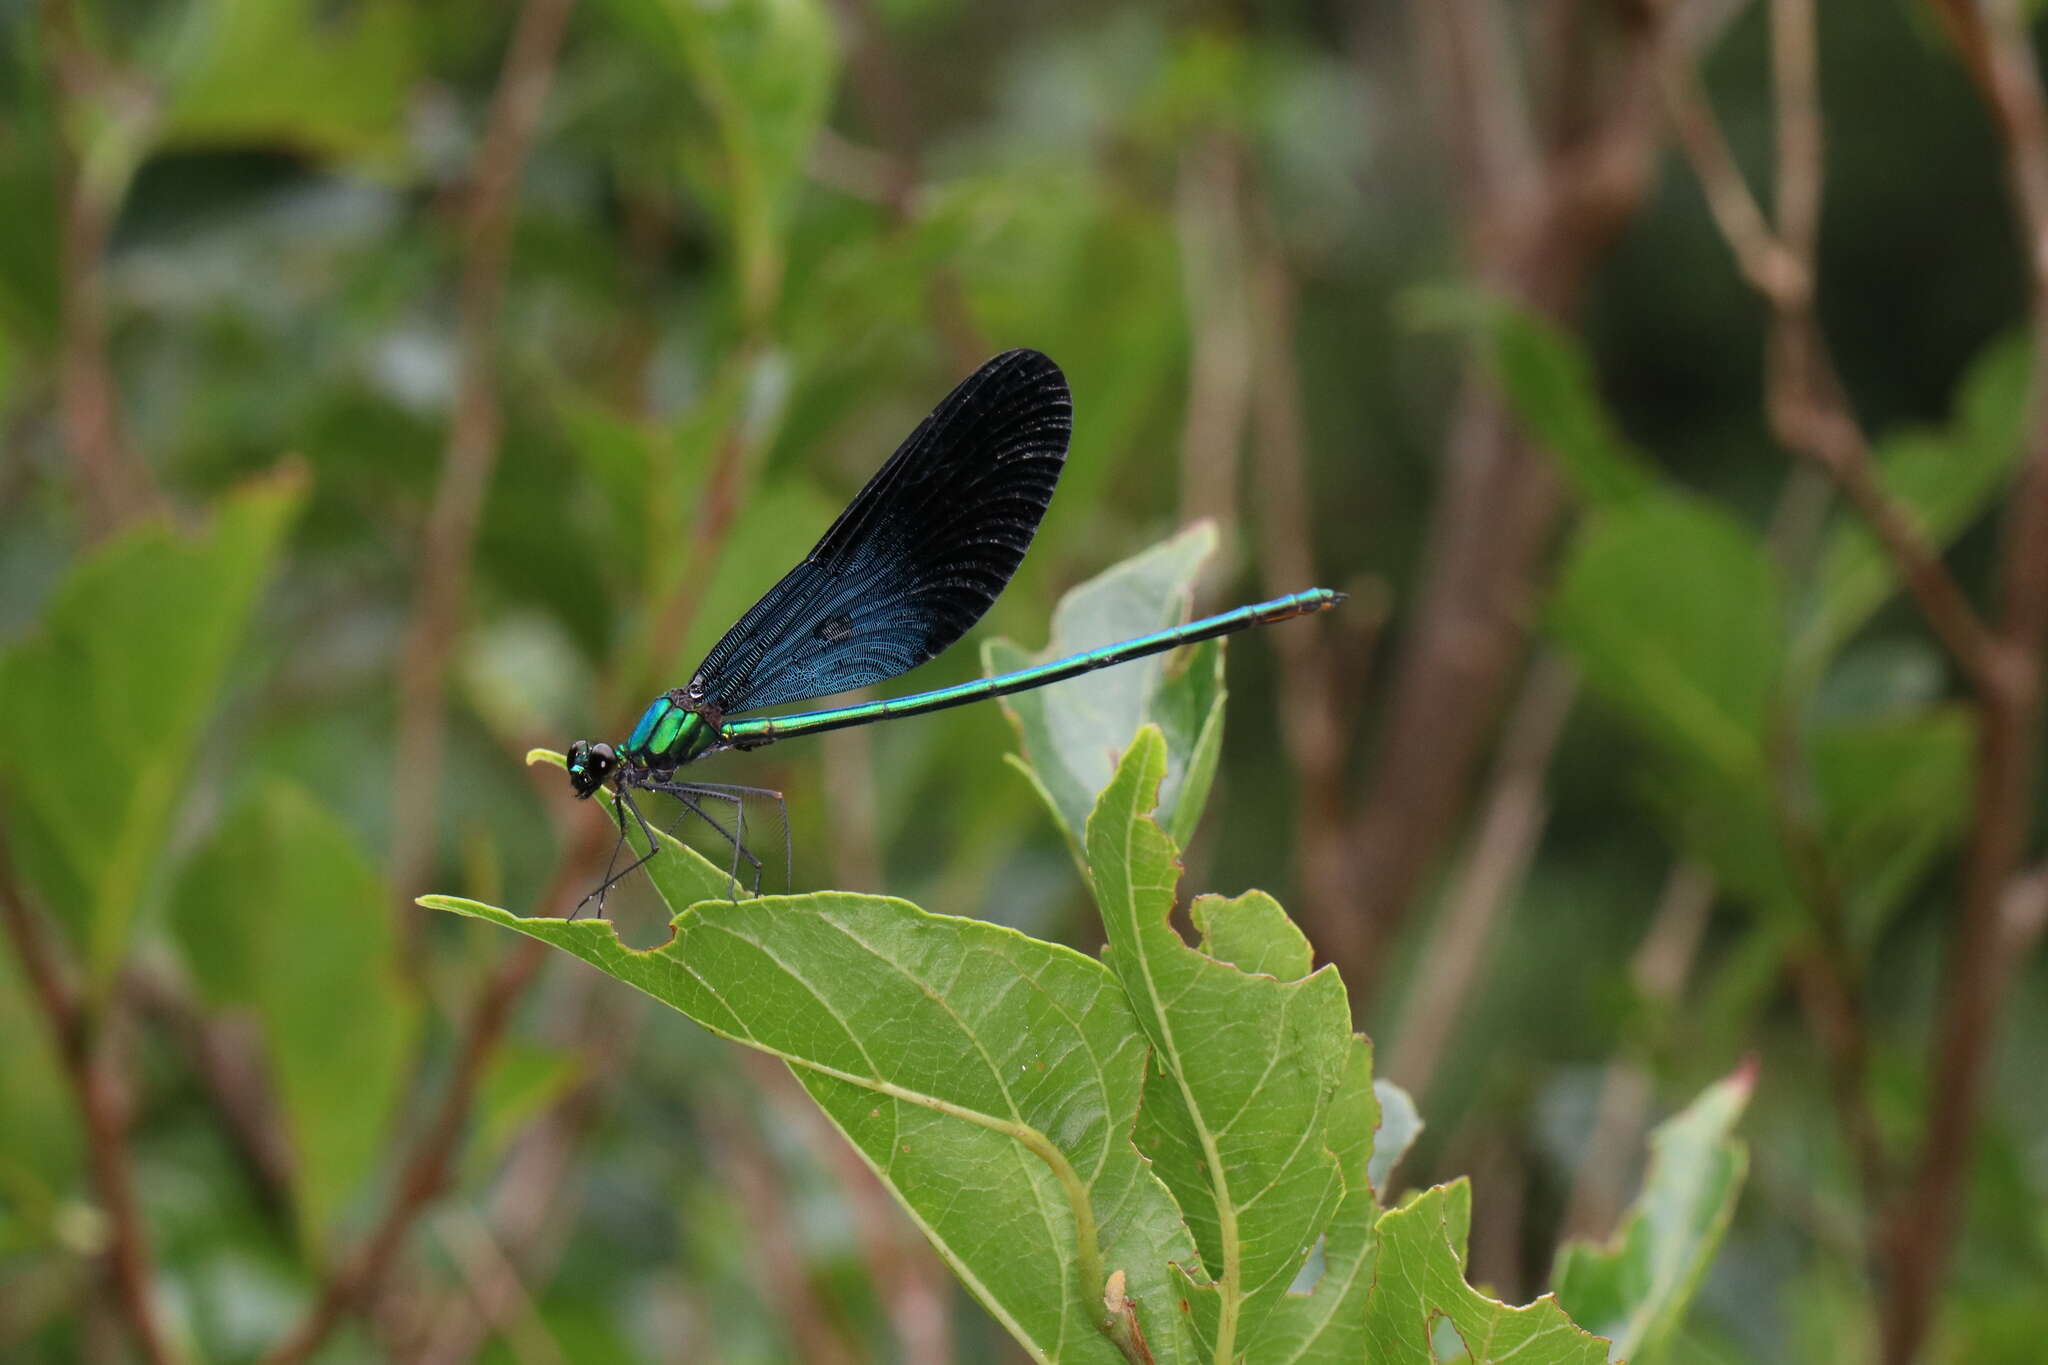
[622,694,721,769]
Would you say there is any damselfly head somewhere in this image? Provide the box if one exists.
[566,740,616,798]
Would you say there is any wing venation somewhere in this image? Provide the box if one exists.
[686,350,1071,715]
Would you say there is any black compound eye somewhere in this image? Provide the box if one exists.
[566,740,608,798]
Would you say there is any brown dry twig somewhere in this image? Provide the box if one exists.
[41,0,162,539]
[259,817,609,1365]
[1344,0,1667,1002]
[0,836,179,1365]
[1665,3,2048,1358]
[1875,2,2048,1360]
[1658,37,2003,694]
[389,0,580,918]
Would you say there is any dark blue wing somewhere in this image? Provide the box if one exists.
[686,349,1071,716]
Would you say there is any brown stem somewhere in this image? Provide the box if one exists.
[125,967,295,1224]
[407,981,631,1364]
[258,938,550,1365]
[1878,3,2048,1357]
[700,1087,865,1365]
[1660,56,2002,693]
[826,0,986,369]
[741,1051,955,1365]
[41,0,162,539]
[432,1210,568,1365]
[0,837,178,1364]
[1175,134,1254,539]
[1345,0,1664,1003]
[389,0,579,918]
[1246,240,1372,951]
[633,418,758,699]
[1663,2,2048,1355]
[1383,651,1576,1096]
[260,820,609,1365]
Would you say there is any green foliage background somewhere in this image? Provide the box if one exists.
[0,1,2044,1362]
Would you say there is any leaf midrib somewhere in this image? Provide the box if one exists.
[1111,798,1243,1364]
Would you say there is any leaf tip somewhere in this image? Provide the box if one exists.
[526,748,566,769]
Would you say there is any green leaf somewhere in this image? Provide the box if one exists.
[169,783,418,1252]
[1797,332,2028,670]
[1366,1181,1610,1364]
[1486,305,1657,510]
[430,819,1201,1364]
[470,1042,583,1180]
[1550,496,1784,788]
[1812,706,1973,945]
[988,523,1228,856]
[1262,1038,1382,1363]
[0,947,81,1250]
[1086,726,1350,1357]
[159,0,416,165]
[0,472,304,987]
[1552,1066,1754,1363]
[607,0,838,325]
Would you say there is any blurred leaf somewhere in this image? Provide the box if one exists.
[1366,1181,1610,1364]
[1811,705,1973,944]
[1551,496,1784,789]
[159,0,416,165]
[170,783,418,1253]
[1642,763,1791,921]
[945,172,1185,520]
[1088,725,1349,1353]
[443,766,1203,1364]
[0,472,304,986]
[607,0,838,325]
[1552,1066,1753,1364]
[988,523,1227,857]
[471,1041,583,1179]
[1486,304,1657,510]
[0,103,61,346]
[0,947,80,1252]
[1797,331,2029,670]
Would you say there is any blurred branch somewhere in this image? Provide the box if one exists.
[1770,725,1893,1210]
[0,833,178,1365]
[1658,0,1906,1296]
[260,936,552,1365]
[125,966,295,1226]
[41,0,162,539]
[260,821,610,1365]
[1345,0,1666,1002]
[1659,19,2003,695]
[1176,134,1255,539]
[389,0,579,916]
[432,1209,568,1365]
[1666,3,2048,1355]
[826,0,986,369]
[634,412,761,702]
[1246,233,1381,948]
[701,1086,866,1365]
[1880,2,2048,1359]
[1384,651,1576,1097]
[1561,861,1717,1238]
[410,978,627,1365]
[741,1050,956,1365]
